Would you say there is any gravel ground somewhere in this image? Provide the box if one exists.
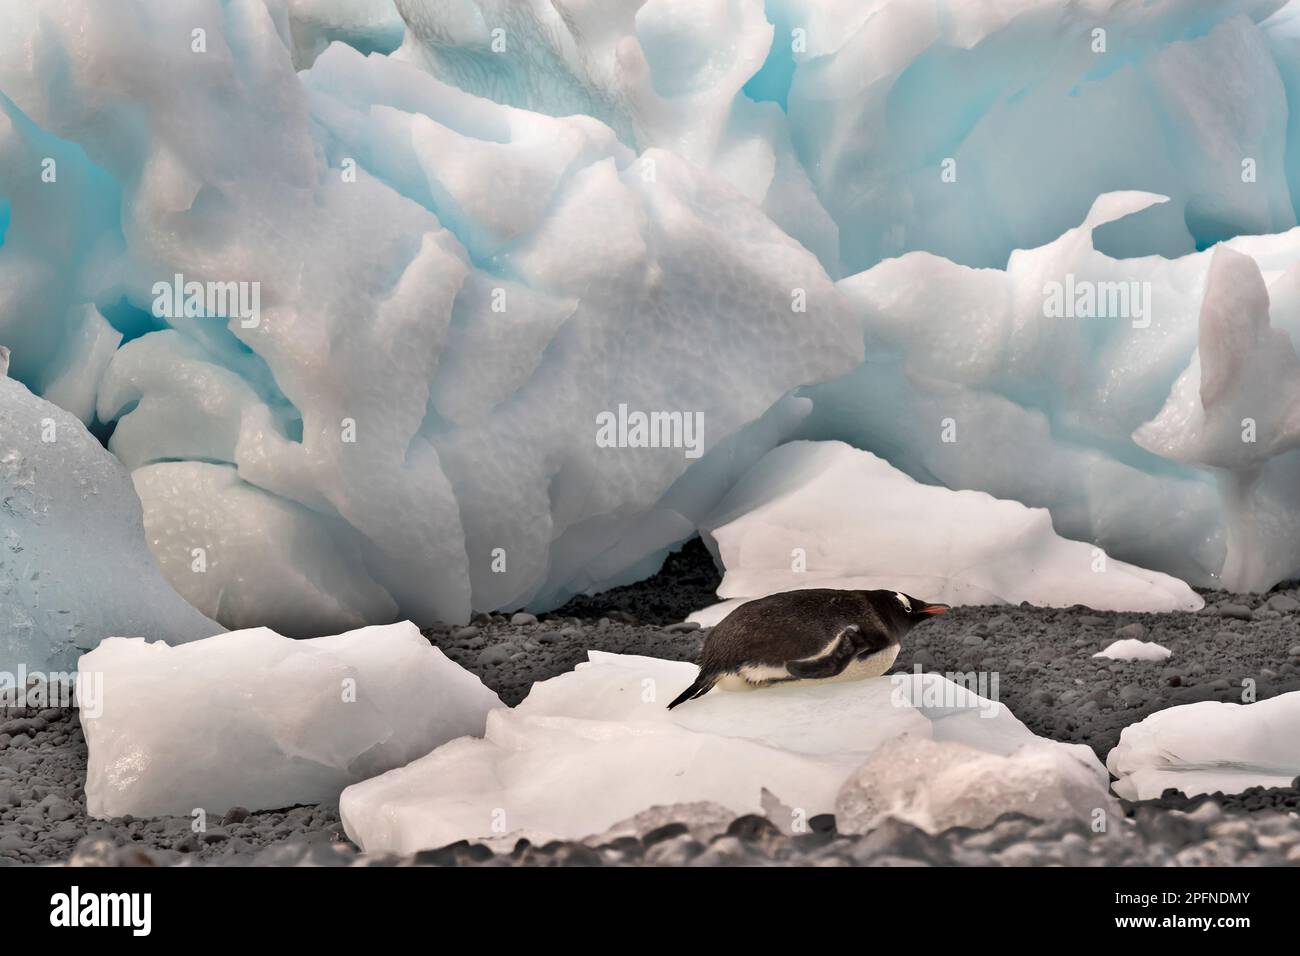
[3,538,1300,867]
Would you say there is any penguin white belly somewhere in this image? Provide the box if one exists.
[717,644,900,691]
[717,665,789,692]
[792,643,901,686]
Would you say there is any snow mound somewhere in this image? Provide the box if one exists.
[689,441,1202,626]
[79,621,502,819]
[0,375,219,672]
[1093,639,1173,662]
[1107,692,1300,800]
[339,651,1113,854]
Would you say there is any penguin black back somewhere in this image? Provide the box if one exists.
[667,588,948,709]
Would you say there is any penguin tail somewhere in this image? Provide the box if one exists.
[667,672,718,710]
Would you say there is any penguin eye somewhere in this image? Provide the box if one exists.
[894,592,911,612]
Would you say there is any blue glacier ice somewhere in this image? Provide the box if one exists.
[0,373,221,671]
[5,0,1300,645]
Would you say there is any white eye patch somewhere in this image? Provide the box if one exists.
[894,592,911,612]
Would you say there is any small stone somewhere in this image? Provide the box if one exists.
[855,817,947,864]
[1114,622,1147,640]
[662,622,701,633]
[66,835,116,865]
[510,612,538,626]
[725,815,780,842]
[1288,645,1300,658]
[1217,603,1253,621]
[536,632,562,645]
[477,645,511,667]
[642,822,690,847]
[222,806,251,826]
[1118,684,1145,704]
[1267,594,1300,613]
[961,634,984,647]
[172,833,201,853]
[692,835,752,866]
[1183,801,1224,827]
[551,843,603,866]
[451,626,479,641]
[49,823,82,842]
[644,834,704,865]
[44,799,76,822]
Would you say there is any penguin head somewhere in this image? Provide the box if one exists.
[886,591,950,629]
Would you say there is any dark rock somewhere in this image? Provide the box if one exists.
[642,823,690,847]
[726,814,781,842]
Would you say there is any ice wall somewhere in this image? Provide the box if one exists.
[394,0,1298,275]
[5,0,1300,633]
[0,1,858,634]
[799,194,1300,591]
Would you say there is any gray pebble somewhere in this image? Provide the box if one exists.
[1217,603,1253,621]
[477,646,511,667]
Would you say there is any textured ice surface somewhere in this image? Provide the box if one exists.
[0,375,220,672]
[80,622,502,819]
[339,651,1111,853]
[0,2,858,632]
[1093,639,1173,663]
[801,193,1300,593]
[689,441,1202,627]
[1108,692,1300,799]
[836,733,1116,836]
[5,1,1300,631]
[1134,246,1300,591]
[395,0,1297,274]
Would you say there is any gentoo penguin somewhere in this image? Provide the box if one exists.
[667,588,949,709]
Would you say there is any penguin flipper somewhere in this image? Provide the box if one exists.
[667,673,718,710]
[785,625,860,680]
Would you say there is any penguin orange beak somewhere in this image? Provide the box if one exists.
[920,604,950,615]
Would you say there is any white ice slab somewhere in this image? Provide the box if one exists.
[1108,691,1300,800]
[79,622,502,819]
[690,440,1203,626]
[340,651,1113,854]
